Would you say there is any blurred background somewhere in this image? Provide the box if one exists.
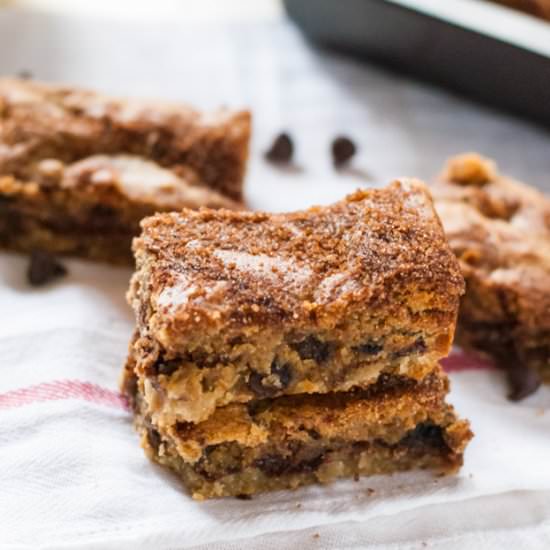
[1,0,549,209]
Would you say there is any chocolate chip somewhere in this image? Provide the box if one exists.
[152,350,225,375]
[303,426,321,440]
[506,362,542,401]
[271,359,292,389]
[203,445,216,457]
[354,341,383,356]
[27,250,67,287]
[291,335,331,363]
[248,371,277,398]
[248,359,293,397]
[264,132,293,164]
[146,426,162,452]
[255,454,288,476]
[296,453,325,474]
[193,463,218,482]
[155,358,180,376]
[402,423,445,450]
[17,70,33,80]
[412,423,443,443]
[393,337,426,358]
[255,452,325,477]
[176,421,194,439]
[331,136,356,167]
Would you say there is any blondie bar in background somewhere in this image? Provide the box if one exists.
[0,78,250,264]
[433,153,550,400]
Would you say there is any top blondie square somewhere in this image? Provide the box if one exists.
[128,180,464,424]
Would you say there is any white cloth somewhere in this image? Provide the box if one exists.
[1,7,550,550]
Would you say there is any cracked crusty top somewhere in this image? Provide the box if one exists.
[0,77,250,201]
[432,152,550,328]
[129,180,464,338]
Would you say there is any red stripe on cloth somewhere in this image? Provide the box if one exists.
[442,350,495,373]
[0,380,129,411]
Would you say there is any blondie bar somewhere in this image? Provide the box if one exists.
[128,181,464,425]
[123,359,471,499]
[433,153,550,398]
[0,78,250,263]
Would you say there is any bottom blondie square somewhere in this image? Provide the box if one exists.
[123,181,472,498]
[433,153,550,398]
[123,356,471,499]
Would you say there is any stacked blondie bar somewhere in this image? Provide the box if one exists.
[122,179,472,499]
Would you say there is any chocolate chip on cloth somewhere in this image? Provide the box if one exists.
[331,135,357,168]
[264,132,294,164]
[17,70,33,80]
[27,249,68,287]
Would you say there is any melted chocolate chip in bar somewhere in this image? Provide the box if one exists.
[255,451,325,477]
[155,358,181,377]
[146,425,162,453]
[353,340,383,356]
[291,336,332,363]
[400,422,446,451]
[248,358,294,397]
[393,337,427,359]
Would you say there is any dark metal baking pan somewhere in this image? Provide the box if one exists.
[284,0,550,127]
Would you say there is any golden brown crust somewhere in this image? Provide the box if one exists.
[130,180,464,345]
[0,78,250,201]
[432,153,550,376]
